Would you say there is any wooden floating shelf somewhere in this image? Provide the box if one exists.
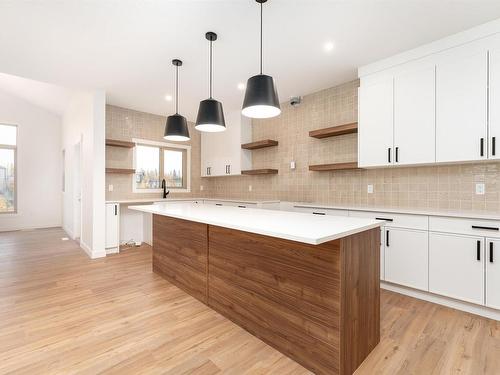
[308,162,360,172]
[241,169,278,175]
[241,139,278,150]
[106,168,136,174]
[309,122,358,139]
[106,139,135,148]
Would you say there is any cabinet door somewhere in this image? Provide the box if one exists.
[489,49,500,160]
[436,50,488,162]
[486,238,500,309]
[105,203,119,249]
[358,77,394,167]
[385,228,428,290]
[394,66,436,165]
[429,233,484,305]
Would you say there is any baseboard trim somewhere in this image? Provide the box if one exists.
[80,240,106,259]
[381,281,500,321]
[62,225,74,239]
[0,223,62,233]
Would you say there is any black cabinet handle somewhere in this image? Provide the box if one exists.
[395,147,399,163]
[376,217,393,222]
[480,138,484,157]
[386,230,390,247]
[388,148,391,163]
[114,205,117,216]
[471,225,499,231]
[477,240,481,261]
[238,205,246,208]
[493,137,496,156]
[490,242,494,263]
[313,212,326,215]
[215,203,222,206]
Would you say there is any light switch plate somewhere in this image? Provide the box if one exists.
[108,184,114,192]
[248,185,252,192]
[290,161,296,170]
[367,184,374,194]
[475,183,485,195]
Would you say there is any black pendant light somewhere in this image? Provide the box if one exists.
[195,32,226,132]
[164,59,190,141]
[242,0,280,119]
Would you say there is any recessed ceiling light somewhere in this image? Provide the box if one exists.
[324,41,334,53]
[165,95,172,101]
[237,83,245,90]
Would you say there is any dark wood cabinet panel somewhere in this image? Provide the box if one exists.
[153,215,208,304]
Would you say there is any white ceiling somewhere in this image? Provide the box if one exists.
[1,0,500,121]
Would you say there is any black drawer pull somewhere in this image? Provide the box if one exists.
[388,148,391,163]
[313,212,326,215]
[114,205,117,216]
[386,230,390,247]
[490,242,494,263]
[238,205,246,208]
[472,225,499,231]
[480,138,485,157]
[493,137,496,156]
[215,203,222,206]
[395,147,399,163]
[477,240,481,261]
[376,217,393,222]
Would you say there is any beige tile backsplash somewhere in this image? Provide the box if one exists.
[105,105,203,201]
[106,81,500,213]
[203,80,500,213]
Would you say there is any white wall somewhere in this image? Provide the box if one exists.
[0,89,62,231]
[62,91,106,258]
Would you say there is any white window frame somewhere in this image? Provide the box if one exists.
[0,123,18,214]
[132,138,191,193]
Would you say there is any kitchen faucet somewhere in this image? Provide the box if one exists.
[161,179,170,199]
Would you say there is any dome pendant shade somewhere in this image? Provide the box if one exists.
[242,74,281,119]
[164,59,190,141]
[164,114,190,141]
[195,98,226,132]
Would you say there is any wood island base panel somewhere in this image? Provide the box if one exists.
[152,214,380,375]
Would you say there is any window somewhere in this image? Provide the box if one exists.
[133,139,190,192]
[0,124,17,213]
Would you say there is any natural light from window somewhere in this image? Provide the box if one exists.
[135,145,160,189]
[0,124,16,213]
[164,149,183,188]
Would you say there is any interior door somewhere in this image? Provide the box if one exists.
[394,65,436,165]
[486,238,500,309]
[358,77,394,167]
[384,228,428,291]
[429,233,485,305]
[436,49,488,162]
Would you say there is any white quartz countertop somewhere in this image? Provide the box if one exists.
[128,202,381,245]
[106,198,280,205]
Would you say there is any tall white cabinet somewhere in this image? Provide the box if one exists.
[201,110,252,177]
[435,48,488,163]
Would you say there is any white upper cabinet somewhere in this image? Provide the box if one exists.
[489,49,500,160]
[394,66,436,165]
[201,110,252,177]
[358,77,394,167]
[435,49,488,163]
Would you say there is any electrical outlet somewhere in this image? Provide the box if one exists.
[290,161,296,170]
[200,185,204,191]
[248,185,252,192]
[367,184,374,194]
[108,184,114,192]
[476,183,485,195]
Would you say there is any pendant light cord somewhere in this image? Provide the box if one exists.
[260,2,263,75]
[209,39,213,99]
[175,64,179,114]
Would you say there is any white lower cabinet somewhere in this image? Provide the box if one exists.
[486,238,500,309]
[429,233,485,305]
[105,203,120,251]
[384,228,428,291]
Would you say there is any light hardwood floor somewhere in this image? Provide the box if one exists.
[0,228,499,374]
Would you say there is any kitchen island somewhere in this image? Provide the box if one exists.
[129,202,382,375]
